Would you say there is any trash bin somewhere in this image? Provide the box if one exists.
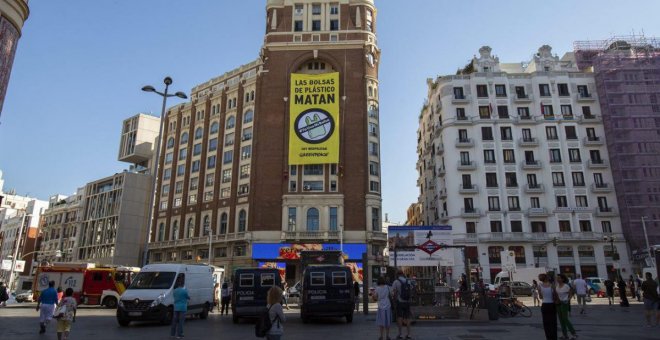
[486,297,499,321]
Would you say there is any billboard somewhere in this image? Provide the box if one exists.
[289,72,340,164]
[388,226,454,266]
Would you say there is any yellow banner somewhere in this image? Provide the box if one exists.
[289,72,340,165]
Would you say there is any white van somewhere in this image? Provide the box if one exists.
[116,264,214,326]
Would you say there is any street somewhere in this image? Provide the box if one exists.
[0,297,657,340]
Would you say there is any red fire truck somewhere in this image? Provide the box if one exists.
[33,263,139,308]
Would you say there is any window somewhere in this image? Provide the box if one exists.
[238,210,246,232]
[261,273,275,287]
[479,106,490,119]
[186,218,195,238]
[163,168,172,180]
[178,147,187,161]
[223,151,233,164]
[490,221,503,232]
[539,84,551,97]
[242,127,252,141]
[368,122,378,136]
[222,169,231,183]
[193,143,202,156]
[239,164,251,179]
[527,174,538,187]
[508,196,520,211]
[226,116,235,129]
[369,161,379,176]
[518,107,530,118]
[287,207,296,231]
[511,220,522,232]
[243,110,253,123]
[306,208,319,231]
[234,245,245,256]
[481,127,493,141]
[524,151,536,163]
[582,106,593,118]
[330,19,339,31]
[549,149,562,163]
[372,207,380,231]
[161,184,170,196]
[579,220,592,232]
[488,196,500,211]
[557,83,570,96]
[495,85,507,97]
[568,149,581,163]
[191,160,201,173]
[593,173,605,187]
[304,164,324,175]
[556,195,568,208]
[464,198,474,212]
[590,150,602,163]
[167,137,175,149]
[576,196,589,207]
[329,207,338,231]
[486,173,498,187]
[219,213,228,234]
[220,188,230,198]
[239,274,254,287]
[502,149,515,163]
[565,126,577,140]
[497,106,509,118]
[552,172,565,186]
[505,172,518,187]
[209,138,218,152]
[484,150,496,164]
[312,4,322,14]
[224,132,235,147]
[515,86,527,98]
[189,177,198,191]
[369,181,380,192]
[458,129,468,142]
[175,181,183,194]
[310,272,325,286]
[210,122,219,134]
[332,272,346,285]
[294,20,303,32]
[330,3,339,14]
[180,132,189,145]
[241,145,252,159]
[460,151,470,165]
[541,104,554,117]
[205,173,214,187]
[476,85,488,98]
[202,215,210,236]
[172,220,179,240]
[561,105,573,117]
[369,142,378,156]
[530,197,540,208]
[577,85,590,98]
[500,127,512,140]
[466,222,476,233]
[312,20,321,31]
[597,197,610,211]
[572,172,585,186]
[165,152,173,164]
[488,246,504,264]
[601,221,612,233]
[195,127,203,140]
[531,222,547,233]
[559,220,571,232]
[545,126,558,140]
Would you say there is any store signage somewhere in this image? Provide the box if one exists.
[388,226,454,266]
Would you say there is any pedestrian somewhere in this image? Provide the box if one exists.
[55,287,77,340]
[537,273,557,340]
[604,278,615,306]
[374,276,392,340]
[635,275,643,302]
[532,280,540,307]
[170,275,190,339]
[354,281,361,312]
[266,286,285,340]
[36,280,58,334]
[641,272,659,327]
[618,276,629,307]
[282,282,290,310]
[628,275,636,300]
[220,282,231,315]
[56,287,64,304]
[0,282,9,307]
[392,270,412,340]
[573,274,588,314]
[556,274,577,340]
[212,283,219,313]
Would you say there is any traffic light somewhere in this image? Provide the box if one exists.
[552,238,558,247]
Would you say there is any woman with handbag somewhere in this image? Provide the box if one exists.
[556,274,577,340]
[374,277,392,340]
[55,288,77,340]
[537,273,557,340]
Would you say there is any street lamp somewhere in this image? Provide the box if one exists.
[8,212,31,292]
[603,235,620,279]
[641,216,656,268]
[141,76,187,266]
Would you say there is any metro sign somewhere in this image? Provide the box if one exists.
[418,240,442,255]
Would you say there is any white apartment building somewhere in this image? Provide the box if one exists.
[39,190,84,263]
[417,45,630,282]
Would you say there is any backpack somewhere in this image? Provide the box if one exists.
[255,305,280,338]
[397,278,412,302]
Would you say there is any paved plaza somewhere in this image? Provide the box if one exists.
[0,298,657,340]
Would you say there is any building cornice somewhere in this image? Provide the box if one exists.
[0,0,29,33]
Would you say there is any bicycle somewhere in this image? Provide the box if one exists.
[466,293,483,320]
[498,297,532,317]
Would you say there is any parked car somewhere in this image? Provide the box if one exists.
[510,282,533,296]
[585,277,606,295]
[287,281,301,298]
[15,290,33,303]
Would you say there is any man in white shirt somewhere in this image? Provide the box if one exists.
[573,274,589,314]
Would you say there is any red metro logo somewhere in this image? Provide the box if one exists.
[418,240,442,256]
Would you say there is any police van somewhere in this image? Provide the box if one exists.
[300,265,354,323]
[231,268,282,323]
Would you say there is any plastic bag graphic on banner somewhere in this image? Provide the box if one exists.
[289,72,340,164]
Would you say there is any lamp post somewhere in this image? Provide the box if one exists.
[603,236,620,279]
[141,76,187,266]
[641,216,656,268]
[8,212,30,292]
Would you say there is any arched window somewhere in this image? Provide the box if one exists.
[172,220,179,240]
[203,215,210,236]
[180,132,189,145]
[232,98,237,108]
[187,218,195,238]
[166,137,175,149]
[306,208,319,231]
[210,121,219,134]
[243,110,253,124]
[195,127,203,140]
[238,210,246,232]
[158,223,165,241]
[220,213,228,234]
[226,116,235,129]
[508,246,526,264]
[245,93,250,103]
[250,91,255,101]
[488,246,504,264]
[368,86,373,97]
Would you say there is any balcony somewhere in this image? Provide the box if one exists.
[453,233,478,244]
[149,232,252,249]
[457,161,477,171]
[576,93,596,102]
[553,231,603,242]
[452,94,471,104]
[366,231,388,242]
[455,138,474,148]
[587,159,608,169]
[282,230,341,241]
[455,116,472,124]
[517,137,539,147]
[526,208,550,217]
[553,207,574,214]
[578,115,602,123]
[529,232,551,241]
[479,232,531,242]
[583,136,604,146]
[513,93,533,103]
[521,160,542,170]
[525,183,545,194]
[513,115,536,124]
[461,208,481,218]
[590,183,613,193]
[595,207,618,217]
[459,184,479,195]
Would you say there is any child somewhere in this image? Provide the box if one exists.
[55,288,77,340]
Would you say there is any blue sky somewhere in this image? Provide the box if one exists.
[0,0,658,224]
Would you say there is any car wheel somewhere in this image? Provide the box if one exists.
[117,317,130,327]
[199,304,209,319]
[103,297,118,309]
